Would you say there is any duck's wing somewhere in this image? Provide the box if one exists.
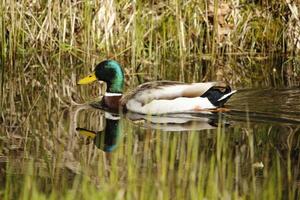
[120,80,224,105]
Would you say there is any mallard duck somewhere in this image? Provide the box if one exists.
[77,60,237,114]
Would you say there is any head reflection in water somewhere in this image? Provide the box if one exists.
[76,112,121,152]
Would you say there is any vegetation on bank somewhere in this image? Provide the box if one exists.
[1,1,300,200]
[1,1,300,85]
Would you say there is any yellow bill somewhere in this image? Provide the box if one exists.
[77,73,97,85]
[76,128,97,139]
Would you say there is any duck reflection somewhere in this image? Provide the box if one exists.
[75,105,228,152]
[76,112,121,152]
[126,112,224,132]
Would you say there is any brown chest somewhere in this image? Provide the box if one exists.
[103,95,122,110]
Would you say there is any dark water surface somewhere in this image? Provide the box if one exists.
[1,58,300,198]
[74,88,300,153]
[227,88,300,124]
[73,88,300,197]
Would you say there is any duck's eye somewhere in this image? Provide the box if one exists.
[89,75,92,77]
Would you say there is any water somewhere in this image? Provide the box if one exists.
[74,88,300,153]
[72,88,300,197]
[1,58,300,199]
[228,88,300,124]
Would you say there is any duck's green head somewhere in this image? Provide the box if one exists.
[78,60,124,93]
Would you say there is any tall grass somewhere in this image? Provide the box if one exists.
[1,1,300,199]
[1,1,299,86]
[1,55,300,199]
[1,107,299,199]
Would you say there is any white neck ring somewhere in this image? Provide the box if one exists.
[104,92,122,97]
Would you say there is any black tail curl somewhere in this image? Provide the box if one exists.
[201,86,232,107]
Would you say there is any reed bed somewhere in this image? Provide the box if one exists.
[1,0,300,199]
[1,106,300,200]
[1,1,300,84]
